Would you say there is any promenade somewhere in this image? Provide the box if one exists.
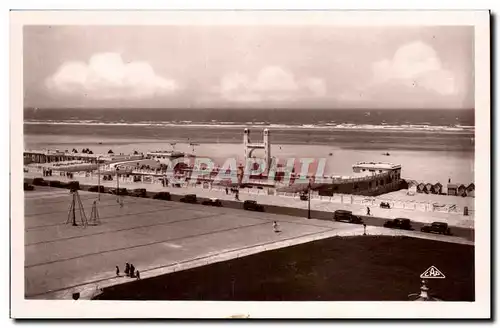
[25,170,474,229]
[25,185,472,300]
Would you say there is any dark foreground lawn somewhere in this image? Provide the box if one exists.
[95,236,474,301]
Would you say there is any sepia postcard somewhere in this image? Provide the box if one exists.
[10,10,491,319]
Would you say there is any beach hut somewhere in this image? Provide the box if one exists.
[467,183,475,193]
[447,184,458,196]
[424,183,433,194]
[457,184,467,197]
[432,182,443,195]
[467,189,475,198]
[417,183,426,193]
[405,180,417,195]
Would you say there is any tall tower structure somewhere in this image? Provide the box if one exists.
[243,128,271,173]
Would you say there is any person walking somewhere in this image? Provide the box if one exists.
[115,266,120,277]
[273,221,279,233]
[225,187,229,195]
[130,264,135,278]
[366,206,371,216]
[136,270,140,280]
[125,263,130,277]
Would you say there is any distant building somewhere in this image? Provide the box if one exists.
[312,162,403,197]
[447,184,458,196]
[432,182,443,194]
[352,162,401,178]
[457,184,467,197]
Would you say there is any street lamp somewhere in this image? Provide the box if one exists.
[97,155,101,201]
[116,166,120,203]
[307,179,311,220]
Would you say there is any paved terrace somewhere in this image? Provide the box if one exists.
[25,171,474,229]
[25,187,472,300]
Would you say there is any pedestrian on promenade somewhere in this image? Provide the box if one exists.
[136,270,140,280]
[130,264,135,278]
[225,187,228,195]
[115,266,120,277]
[125,263,130,276]
[273,221,279,233]
[366,206,371,216]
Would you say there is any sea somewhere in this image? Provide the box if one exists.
[23,108,475,183]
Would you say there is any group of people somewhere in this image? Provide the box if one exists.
[116,263,140,280]
[42,168,53,177]
[225,187,240,200]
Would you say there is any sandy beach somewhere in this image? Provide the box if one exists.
[24,133,474,184]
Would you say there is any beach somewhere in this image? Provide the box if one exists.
[24,133,474,184]
[23,107,475,184]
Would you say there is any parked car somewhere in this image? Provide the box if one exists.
[88,185,105,193]
[32,178,48,186]
[380,202,391,209]
[202,198,223,207]
[67,181,80,191]
[129,188,147,198]
[24,182,34,191]
[108,188,129,196]
[383,218,413,230]
[49,180,67,188]
[243,200,264,212]
[153,192,171,201]
[180,194,197,203]
[421,222,452,235]
[333,210,363,224]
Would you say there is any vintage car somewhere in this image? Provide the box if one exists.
[129,188,147,198]
[333,210,363,224]
[383,218,413,230]
[243,200,264,212]
[23,182,34,191]
[421,222,452,235]
[380,202,391,209]
[67,181,80,191]
[32,178,49,186]
[180,194,197,204]
[202,198,223,207]
[88,185,105,193]
[153,192,171,201]
[108,188,129,196]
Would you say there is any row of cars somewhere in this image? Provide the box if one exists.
[175,193,265,211]
[332,209,453,235]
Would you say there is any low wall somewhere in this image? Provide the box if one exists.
[279,191,472,216]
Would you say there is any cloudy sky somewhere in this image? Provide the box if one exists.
[23,25,474,109]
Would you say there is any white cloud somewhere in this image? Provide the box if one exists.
[45,53,179,99]
[217,66,326,102]
[372,41,457,95]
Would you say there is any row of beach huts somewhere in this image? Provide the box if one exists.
[402,180,475,197]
